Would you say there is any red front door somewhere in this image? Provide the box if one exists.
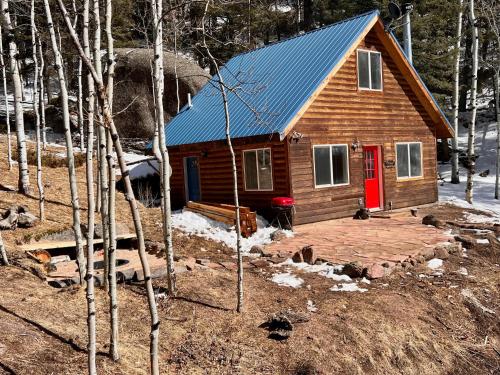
[363,146,381,209]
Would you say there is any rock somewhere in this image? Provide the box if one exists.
[270,229,286,242]
[261,309,309,340]
[196,258,210,266]
[421,247,436,261]
[342,261,364,278]
[301,246,315,265]
[145,240,165,254]
[250,259,269,268]
[17,212,37,228]
[184,257,197,271]
[446,242,463,255]
[479,169,490,177]
[409,258,418,266]
[353,208,370,220]
[366,263,385,279]
[411,208,418,217]
[433,246,450,260]
[422,215,444,228]
[292,251,303,263]
[268,256,287,264]
[249,245,265,256]
[454,235,475,249]
[0,206,19,230]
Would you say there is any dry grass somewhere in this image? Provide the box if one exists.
[0,135,499,374]
[11,145,86,168]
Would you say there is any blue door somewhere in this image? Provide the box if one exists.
[185,157,201,202]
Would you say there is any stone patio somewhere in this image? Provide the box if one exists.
[265,214,455,273]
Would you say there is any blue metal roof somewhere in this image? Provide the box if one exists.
[164,10,380,146]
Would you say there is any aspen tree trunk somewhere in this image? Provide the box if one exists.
[451,0,463,184]
[495,73,500,199]
[57,1,160,372]
[77,58,85,151]
[105,0,119,360]
[1,0,29,194]
[93,0,110,290]
[31,0,44,221]
[81,0,97,372]
[465,0,478,204]
[0,25,12,169]
[201,0,243,312]
[37,40,47,150]
[43,0,86,284]
[0,231,8,265]
[152,0,176,295]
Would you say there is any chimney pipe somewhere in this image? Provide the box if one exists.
[188,93,192,108]
[403,3,413,64]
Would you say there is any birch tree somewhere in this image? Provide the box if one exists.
[152,0,176,295]
[451,0,464,184]
[465,0,479,204]
[201,0,244,312]
[31,0,44,221]
[0,25,12,170]
[43,0,86,283]
[57,1,161,372]
[1,0,29,194]
[105,0,119,360]
[0,231,8,265]
[81,0,97,371]
[37,39,47,150]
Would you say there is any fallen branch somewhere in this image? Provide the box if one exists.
[461,288,496,316]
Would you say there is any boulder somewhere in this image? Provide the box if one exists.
[249,245,265,256]
[433,246,450,260]
[342,261,364,278]
[250,259,269,268]
[366,263,385,279]
[17,212,37,228]
[270,229,286,242]
[292,251,303,263]
[145,240,165,255]
[196,258,210,266]
[301,245,316,265]
[422,215,444,228]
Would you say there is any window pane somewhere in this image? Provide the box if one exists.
[396,144,409,178]
[332,145,348,185]
[244,151,258,189]
[370,52,382,90]
[257,149,272,190]
[314,147,332,186]
[409,143,422,177]
[357,51,370,89]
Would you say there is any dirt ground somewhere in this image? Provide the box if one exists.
[0,136,499,375]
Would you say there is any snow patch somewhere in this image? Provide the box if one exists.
[457,267,468,276]
[271,272,303,288]
[307,300,318,312]
[330,283,368,293]
[427,258,443,270]
[476,238,490,244]
[172,210,292,253]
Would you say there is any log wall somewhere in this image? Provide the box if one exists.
[289,28,438,224]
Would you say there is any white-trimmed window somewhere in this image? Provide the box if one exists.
[396,142,423,179]
[313,144,349,187]
[357,49,382,90]
[243,148,273,191]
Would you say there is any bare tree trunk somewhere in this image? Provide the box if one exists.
[93,0,110,290]
[81,0,97,372]
[105,0,119,361]
[0,231,8,265]
[451,0,463,184]
[43,0,86,284]
[465,0,478,204]
[1,0,30,194]
[152,0,176,295]
[31,0,44,221]
[38,40,47,150]
[57,1,160,372]
[0,25,12,170]
[201,0,243,312]
[77,58,85,151]
[495,73,500,199]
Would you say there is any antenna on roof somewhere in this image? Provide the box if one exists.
[386,1,413,64]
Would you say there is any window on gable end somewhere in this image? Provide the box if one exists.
[357,50,382,91]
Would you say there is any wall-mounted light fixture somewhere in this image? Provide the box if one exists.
[351,138,361,151]
[290,131,303,143]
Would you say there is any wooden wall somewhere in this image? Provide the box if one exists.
[289,27,439,225]
[168,134,291,213]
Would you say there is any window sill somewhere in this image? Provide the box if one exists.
[314,182,350,189]
[396,176,424,182]
[244,189,274,192]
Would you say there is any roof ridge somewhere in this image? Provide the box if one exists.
[236,9,380,58]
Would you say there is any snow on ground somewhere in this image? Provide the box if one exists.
[439,115,500,218]
[427,258,443,270]
[172,210,293,253]
[271,272,304,288]
[476,238,490,244]
[330,283,368,293]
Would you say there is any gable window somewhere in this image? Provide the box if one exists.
[244,148,273,191]
[396,142,423,179]
[313,144,349,187]
[357,50,382,90]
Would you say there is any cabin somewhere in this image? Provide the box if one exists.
[162,10,453,225]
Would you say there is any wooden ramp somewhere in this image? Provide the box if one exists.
[20,233,136,251]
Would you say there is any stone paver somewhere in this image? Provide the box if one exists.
[266,215,453,269]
